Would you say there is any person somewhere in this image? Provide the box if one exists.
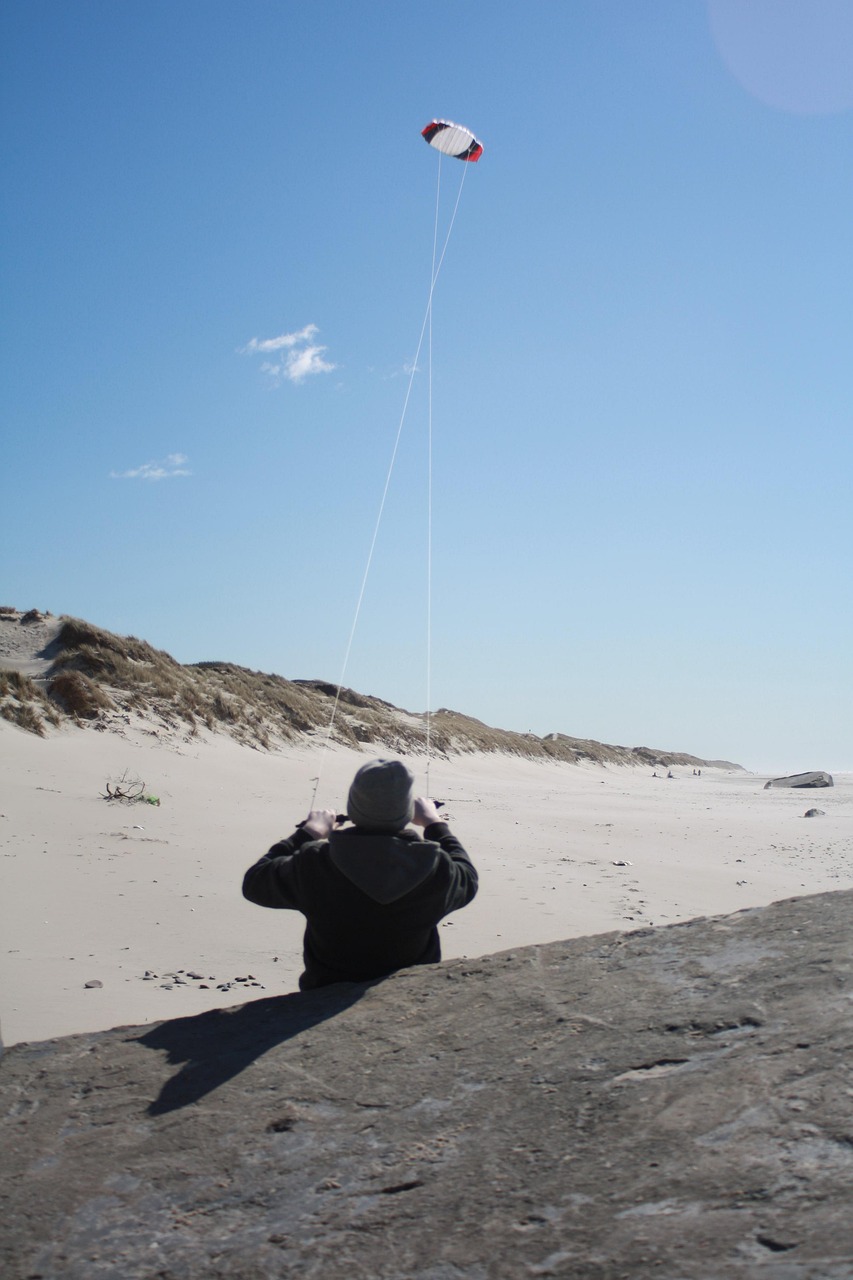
[242,757,478,991]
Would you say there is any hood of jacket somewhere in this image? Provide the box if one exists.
[327,827,440,905]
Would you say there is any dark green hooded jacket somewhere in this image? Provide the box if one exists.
[242,821,477,990]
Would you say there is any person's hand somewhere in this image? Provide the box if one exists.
[302,808,337,839]
[412,797,442,828]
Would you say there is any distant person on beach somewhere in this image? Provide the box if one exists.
[242,758,478,991]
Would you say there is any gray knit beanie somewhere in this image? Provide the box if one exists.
[347,758,415,831]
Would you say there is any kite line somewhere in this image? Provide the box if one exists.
[311,120,483,808]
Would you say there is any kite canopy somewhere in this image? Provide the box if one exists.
[421,120,483,162]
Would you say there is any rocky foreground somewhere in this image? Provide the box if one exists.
[2,889,851,1279]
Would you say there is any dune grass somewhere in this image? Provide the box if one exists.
[0,670,62,736]
[0,613,742,769]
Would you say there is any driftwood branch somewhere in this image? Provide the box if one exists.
[103,770,145,803]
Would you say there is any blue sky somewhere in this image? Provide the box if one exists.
[2,1,851,772]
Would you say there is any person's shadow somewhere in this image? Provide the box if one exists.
[134,982,374,1116]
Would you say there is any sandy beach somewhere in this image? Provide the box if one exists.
[1,717,851,1048]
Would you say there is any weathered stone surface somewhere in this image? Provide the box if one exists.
[764,772,834,790]
[2,890,852,1279]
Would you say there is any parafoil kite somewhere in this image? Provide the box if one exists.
[421,120,483,162]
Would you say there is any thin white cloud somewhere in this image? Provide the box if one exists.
[110,453,192,481]
[240,323,336,384]
[241,324,318,355]
[382,359,420,381]
[284,344,336,382]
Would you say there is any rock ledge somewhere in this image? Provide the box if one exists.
[1,890,852,1278]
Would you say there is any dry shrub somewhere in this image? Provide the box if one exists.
[0,702,46,735]
[211,691,240,723]
[1,671,32,698]
[48,670,113,719]
[52,618,179,681]
[50,619,192,727]
[178,686,203,716]
[0,670,62,735]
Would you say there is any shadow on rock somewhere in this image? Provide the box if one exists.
[135,982,374,1116]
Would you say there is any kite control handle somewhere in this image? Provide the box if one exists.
[332,803,446,828]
